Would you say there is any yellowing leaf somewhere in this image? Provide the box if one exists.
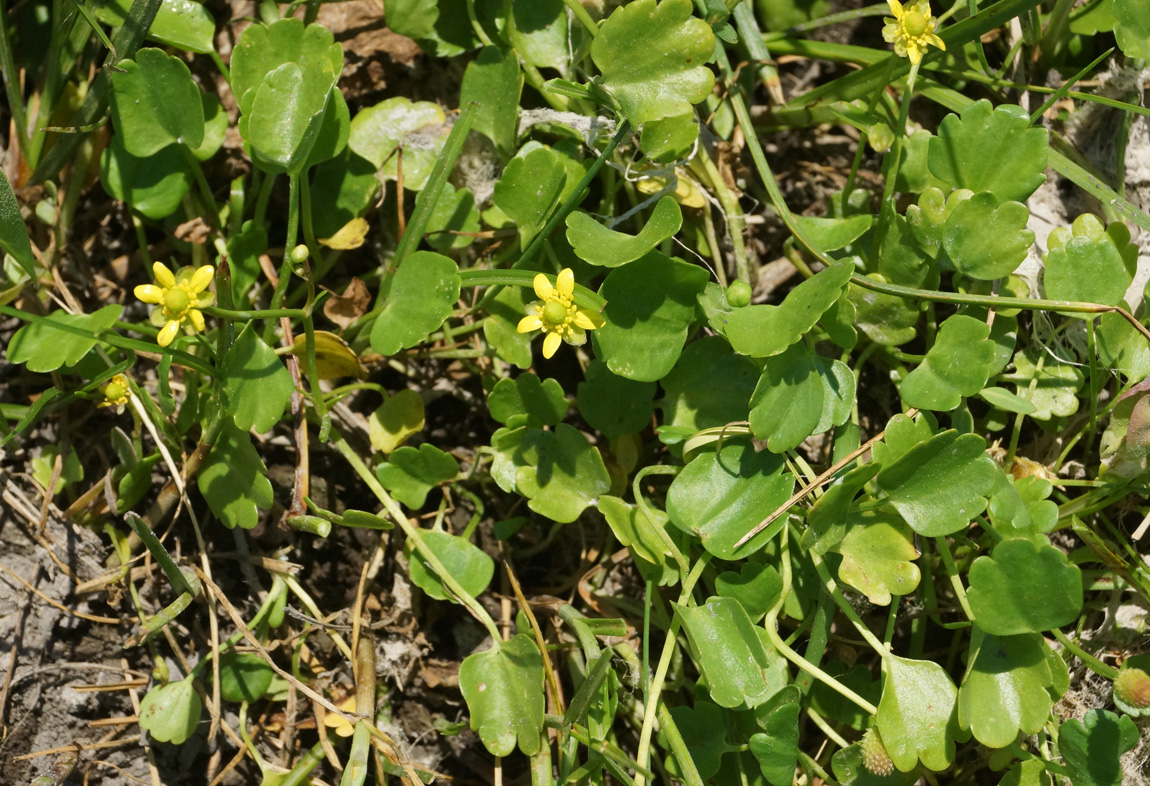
[369,389,425,454]
[636,169,706,208]
[319,216,369,249]
[289,330,366,379]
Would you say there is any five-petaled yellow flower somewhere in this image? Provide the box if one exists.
[134,263,215,347]
[517,268,603,359]
[883,0,945,65]
[99,374,132,411]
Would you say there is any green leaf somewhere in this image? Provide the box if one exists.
[677,596,786,709]
[220,323,295,434]
[459,45,521,159]
[592,0,716,125]
[408,529,494,602]
[943,193,1034,281]
[197,422,274,529]
[514,424,611,523]
[245,63,336,175]
[308,149,380,239]
[714,561,783,621]
[832,743,918,786]
[1059,709,1139,786]
[1113,0,1150,58]
[749,699,801,786]
[1008,345,1085,421]
[797,214,873,252]
[900,314,997,411]
[139,676,202,744]
[513,0,571,71]
[659,336,759,431]
[592,251,709,381]
[664,701,731,779]
[376,444,459,509]
[639,112,699,163]
[957,631,1055,747]
[231,19,342,114]
[724,259,854,357]
[966,538,1083,635]
[928,100,1048,204]
[1097,312,1150,384]
[748,343,855,452]
[875,430,999,537]
[460,635,545,756]
[383,0,481,57]
[876,655,959,772]
[811,663,882,733]
[426,182,480,252]
[1044,214,1134,307]
[577,360,656,438]
[110,48,204,157]
[370,251,461,356]
[217,652,274,703]
[849,274,920,346]
[488,374,568,427]
[492,146,567,243]
[597,495,673,569]
[978,386,1036,414]
[667,441,795,560]
[832,510,920,605]
[95,0,217,54]
[0,171,36,279]
[482,285,535,369]
[566,196,683,268]
[803,462,882,554]
[999,759,1054,786]
[7,304,122,372]
[100,134,192,219]
[303,88,350,170]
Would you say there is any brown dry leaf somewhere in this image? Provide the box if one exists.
[323,276,372,330]
[175,217,212,245]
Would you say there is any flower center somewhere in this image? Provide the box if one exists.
[903,10,928,36]
[164,287,191,316]
[542,300,569,326]
[104,382,125,402]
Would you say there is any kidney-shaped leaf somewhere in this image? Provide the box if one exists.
[1044,221,1133,307]
[667,442,794,560]
[833,510,921,605]
[197,423,274,529]
[577,360,656,438]
[488,374,568,427]
[928,100,1048,204]
[749,698,801,786]
[370,251,461,356]
[748,343,855,452]
[460,635,545,756]
[139,675,203,744]
[942,193,1034,281]
[377,444,459,509]
[591,0,715,125]
[348,96,447,190]
[957,631,1055,748]
[231,19,342,114]
[875,430,999,537]
[659,336,759,431]
[664,701,732,779]
[7,304,123,372]
[876,655,959,772]
[101,132,192,219]
[514,424,611,523]
[592,251,709,381]
[566,196,683,268]
[677,596,785,709]
[492,146,567,243]
[1059,709,1139,786]
[110,48,204,157]
[217,652,274,704]
[966,538,1083,635]
[900,314,997,411]
[220,322,295,434]
[245,61,336,175]
[408,529,494,602]
[724,260,853,357]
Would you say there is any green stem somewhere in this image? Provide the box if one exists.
[561,0,599,37]
[934,537,976,622]
[873,61,920,255]
[1050,628,1119,679]
[330,427,502,641]
[265,173,299,344]
[633,555,710,786]
[810,551,891,657]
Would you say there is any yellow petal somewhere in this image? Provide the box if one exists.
[189,309,206,332]
[517,314,543,333]
[887,0,904,17]
[134,284,164,304]
[542,331,562,359]
[928,33,945,50]
[533,273,555,301]
[157,320,180,347]
[908,44,922,64]
[153,262,176,288]
[573,309,600,330]
[556,268,574,299]
[189,265,214,293]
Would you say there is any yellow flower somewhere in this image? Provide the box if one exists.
[882,0,945,65]
[517,268,604,359]
[99,374,132,410]
[134,263,214,347]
